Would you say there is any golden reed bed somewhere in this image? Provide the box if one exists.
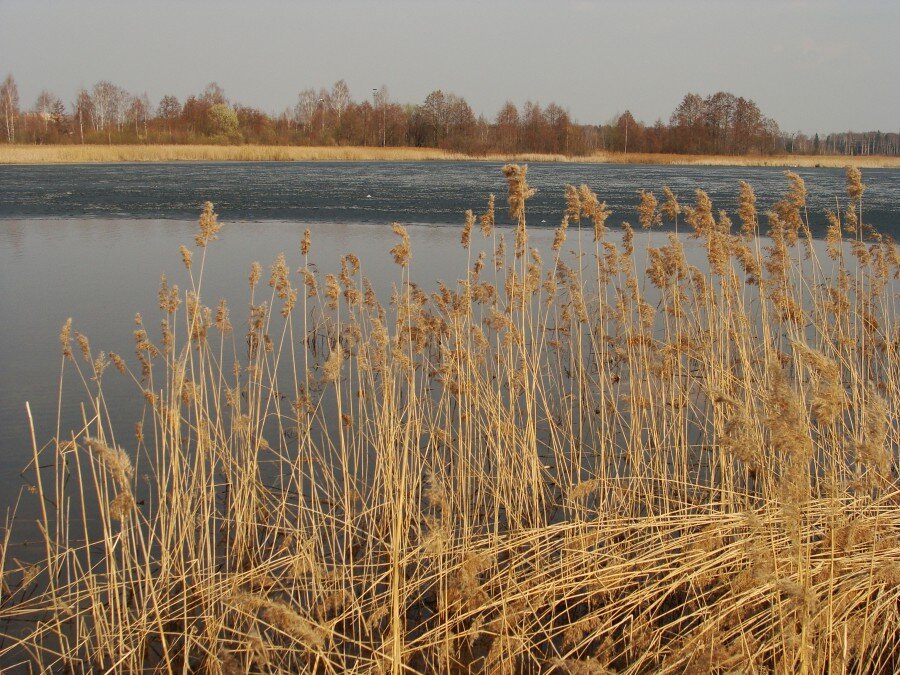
[1,166,897,673]
[1,143,899,167]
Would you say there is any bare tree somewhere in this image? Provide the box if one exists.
[294,88,319,131]
[91,81,130,140]
[128,94,151,137]
[157,95,180,135]
[73,89,93,143]
[521,100,546,152]
[444,93,475,149]
[544,102,571,154]
[157,95,181,119]
[732,97,762,154]
[330,79,351,126]
[373,85,388,146]
[316,87,330,135]
[616,110,638,154]
[1,74,19,142]
[422,90,447,146]
[112,86,129,131]
[670,93,704,152]
[496,101,519,153]
[91,81,115,133]
[201,82,227,106]
[703,92,736,153]
[34,90,59,134]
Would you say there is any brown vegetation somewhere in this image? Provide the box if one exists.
[1,167,897,673]
[3,73,898,157]
[3,143,900,168]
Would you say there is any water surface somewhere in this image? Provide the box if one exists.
[1,161,897,527]
[1,161,898,236]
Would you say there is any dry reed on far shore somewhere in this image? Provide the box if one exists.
[2,142,899,168]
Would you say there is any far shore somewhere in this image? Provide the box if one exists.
[1,143,899,168]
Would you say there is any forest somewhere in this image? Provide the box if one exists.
[2,75,898,157]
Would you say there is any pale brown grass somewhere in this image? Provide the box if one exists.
[0,143,472,164]
[2,143,899,167]
[582,151,900,168]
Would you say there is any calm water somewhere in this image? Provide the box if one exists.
[0,161,897,527]
[1,161,899,235]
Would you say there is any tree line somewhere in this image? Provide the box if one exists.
[1,74,897,156]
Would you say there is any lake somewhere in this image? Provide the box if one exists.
[0,160,897,526]
[2,161,899,232]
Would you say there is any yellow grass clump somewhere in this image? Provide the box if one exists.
[1,166,898,673]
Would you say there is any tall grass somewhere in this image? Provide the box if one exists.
[0,144,474,164]
[1,167,897,673]
[2,143,900,167]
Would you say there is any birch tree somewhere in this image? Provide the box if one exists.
[74,89,93,143]
[330,79,351,125]
[1,74,19,142]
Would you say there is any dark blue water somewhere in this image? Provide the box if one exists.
[1,161,897,236]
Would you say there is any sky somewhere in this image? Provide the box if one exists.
[0,0,897,135]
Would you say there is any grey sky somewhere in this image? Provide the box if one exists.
[1,0,897,134]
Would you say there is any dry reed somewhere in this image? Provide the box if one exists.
[3,143,900,168]
[1,166,897,674]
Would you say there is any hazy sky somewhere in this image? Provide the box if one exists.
[1,0,897,134]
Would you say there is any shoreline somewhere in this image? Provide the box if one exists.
[2,143,899,168]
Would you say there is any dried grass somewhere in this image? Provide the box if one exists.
[2,143,900,167]
[1,166,897,673]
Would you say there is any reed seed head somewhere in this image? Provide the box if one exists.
[846,166,865,201]
[461,209,474,249]
[322,347,344,382]
[179,244,193,270]
[390,223,411,267]
[565,184,581,224]
[249,261,262,289]
[552,215,569,252]
[59,318,73,360]
[661,186,681,221]
[85,437,134,490]
[195,201,221,247]
[637,190,660,230]
[301,228,311,256]
[502,164,535,225]
[480,193,495,237]
[738,180,757,235]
